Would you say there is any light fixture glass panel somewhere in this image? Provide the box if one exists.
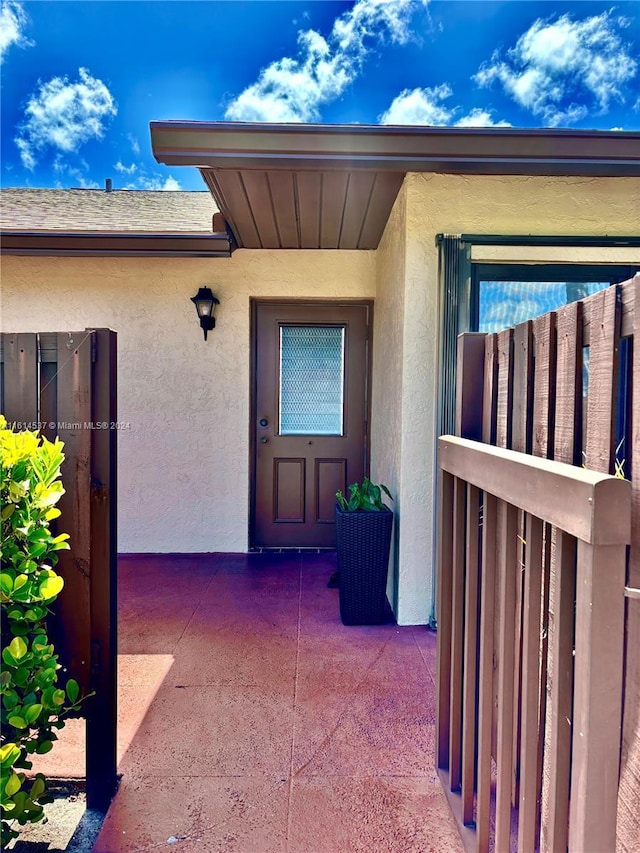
[279,326,345,435]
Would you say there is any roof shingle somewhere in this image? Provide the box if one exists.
[0,188,218,233]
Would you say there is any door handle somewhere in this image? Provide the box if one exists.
[260,436,268,444]
[259,417,269,427]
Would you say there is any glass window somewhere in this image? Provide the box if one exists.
[478,280,610,333]
[473,264,634,333]
[279,325,345,435]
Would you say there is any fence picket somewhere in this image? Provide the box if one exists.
[495,498,519,851]
[570,541,626,852]
[512,321,534,807]
[554,302,583,466]
[483,334,498,445]
[533,313,557,460]
[449,478,466,792]
[532,311,557,843]
[86,328,118,810]
[2,333,39,425]
[477,491,497,853]
[436,470,455,771]
[54,332,93,688]
[518,513,544,852]
[496,329,514,450]
[585,286,620,473]
[462,483,480,824]
[543,531,575,853]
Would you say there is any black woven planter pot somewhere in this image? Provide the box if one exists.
[335,505,393,625]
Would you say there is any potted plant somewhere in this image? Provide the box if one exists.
[334,478,393,625]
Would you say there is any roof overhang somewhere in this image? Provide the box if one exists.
[0,230,234,257]
[150,122,640,250]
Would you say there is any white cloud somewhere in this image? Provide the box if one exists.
[15,67,117,170]
[454,108,511,128]
[0,0,32,63]
[475,11,638,126]
[115,160,137,175]
[51,156,100,188]
[380,85,510,127]
[380,84,453,124]
[122,174,181,191]
[225,0,428,122]
[127,133,140,155]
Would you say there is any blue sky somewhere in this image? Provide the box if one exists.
[1,0,638,191]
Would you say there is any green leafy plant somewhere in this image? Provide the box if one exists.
[0,415,89,846]
[336,477,393,511]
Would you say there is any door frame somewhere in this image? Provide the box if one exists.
[248,298,374,549]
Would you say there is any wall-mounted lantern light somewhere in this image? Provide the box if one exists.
[191,287,220,340]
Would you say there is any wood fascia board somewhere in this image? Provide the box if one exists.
[0,230,233,257]
[150,122,640,176]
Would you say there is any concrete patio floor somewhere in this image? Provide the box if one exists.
[49,552,464,852]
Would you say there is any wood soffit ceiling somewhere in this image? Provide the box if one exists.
[201,167,403,250]
[151,122,640,251]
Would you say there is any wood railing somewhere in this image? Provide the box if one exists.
[436,435,630,852]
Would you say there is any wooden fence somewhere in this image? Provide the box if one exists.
[436,274,640,851]
[0,329,118,810]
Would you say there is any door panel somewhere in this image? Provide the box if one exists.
[253,301,371,547]
[273,459,305,522]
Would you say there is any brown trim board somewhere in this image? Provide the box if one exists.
[1,231,234,257]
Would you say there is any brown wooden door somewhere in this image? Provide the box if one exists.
[252,301,371,547]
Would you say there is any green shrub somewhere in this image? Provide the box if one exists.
[0,415,87,846]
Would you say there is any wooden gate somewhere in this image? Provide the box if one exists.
[436,274,640,851]
[0,329,117,810]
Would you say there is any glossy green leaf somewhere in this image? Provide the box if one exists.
[8,636,28,660]
[3,691,19,710]
[30,776,46,800]
[13,668,30,687]
[38,576,64,600]
[1,503,15,520]
[65,679,79,705]
[24,704,42,724]
[0,743,21,768]
[2,646,17,666]
[29,541,48,559]
[7,715,27,729]
[13,574,28,592]
[5,773,21,797]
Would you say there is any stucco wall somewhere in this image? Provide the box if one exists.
[374,172,639,625]
[2,173,638,624]
[0,251,375,553]
[370,183,406,614]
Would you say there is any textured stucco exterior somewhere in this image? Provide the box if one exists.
[0,251,375,553]
[1,173,638,627]
[369,172,639,625]
[370,183,406,615]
